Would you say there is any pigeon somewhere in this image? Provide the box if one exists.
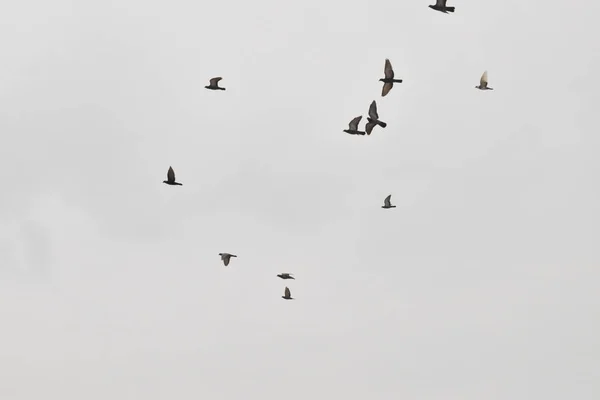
[219,253,237,266]
[382,194,396,209]
[282,286,294,300]
[343,116,366,136]
[476,71,493,90]
[205,77,225,90]
[379,59,403,97]
[365,100,387,135]
[277,273,295,280]
[429,0,455,13]
[163,166,182,186]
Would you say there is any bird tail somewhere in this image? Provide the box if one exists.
[368,118,387,128]
[446,6,455,12]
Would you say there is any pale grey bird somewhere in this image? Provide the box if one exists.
[382,194,396,209]
[277,273,295,280]
[429,0,455,13]
[475,71,493,90]
[343,116,366,136]
[379,59,403,97]
[282,286,294,300]
[219,253,237,266]
[365,100,387,135]
[205,77,225,90]
[163,166,182,186]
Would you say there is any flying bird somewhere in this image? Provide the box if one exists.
[282,286,294,300]
[344,116,366,136]
[428,0,455,13]
[382,194,396,209]
[219,253,237,266]
[205,77,225,90]
[163,166,182,186]
[277,273,295,280]
[379,59,403,97]
[476,71,493,90]
[365,100,387,135]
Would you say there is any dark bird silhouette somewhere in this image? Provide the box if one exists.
[282,286,294,300]
[219,253,237,266]
[277,273,295,280]
[205,77,225,90]
[343,116,366,136]
[379,59,403,97]
[382,194,396,209]
[163,166,182,186]
[476,71,493,90]
[365,100,387,135]
[429,0,455,13]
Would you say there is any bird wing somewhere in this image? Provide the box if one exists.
[209,77,223,86]
[436,0,447,7]
[223,255,230,266]
[365,121,375,135]
[381,82,393,97]
[284,287,291,297]
[384,59,394,79]
[167,166,175,182]
[368,100,379,120]
[349,116,362,130]
[480,71,488,86]
[384,194,392,207]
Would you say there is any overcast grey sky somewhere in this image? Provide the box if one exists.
[1,0,599,399]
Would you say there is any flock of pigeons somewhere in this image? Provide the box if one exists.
[162,2,494,301]
[162,163,298,299]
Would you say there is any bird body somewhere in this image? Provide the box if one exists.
[382,194,396,209]
[205,77,226,90]
[476,71,493,90]
[429,0,455,13]
[277,273,295,280]
[344,116,366,135]
[282,286,294,300]
[379,59,403,97]
[163,166,182,186]
[219,253,237,266]
[365,100,387,135]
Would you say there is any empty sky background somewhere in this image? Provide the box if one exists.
[1,0,599,399]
